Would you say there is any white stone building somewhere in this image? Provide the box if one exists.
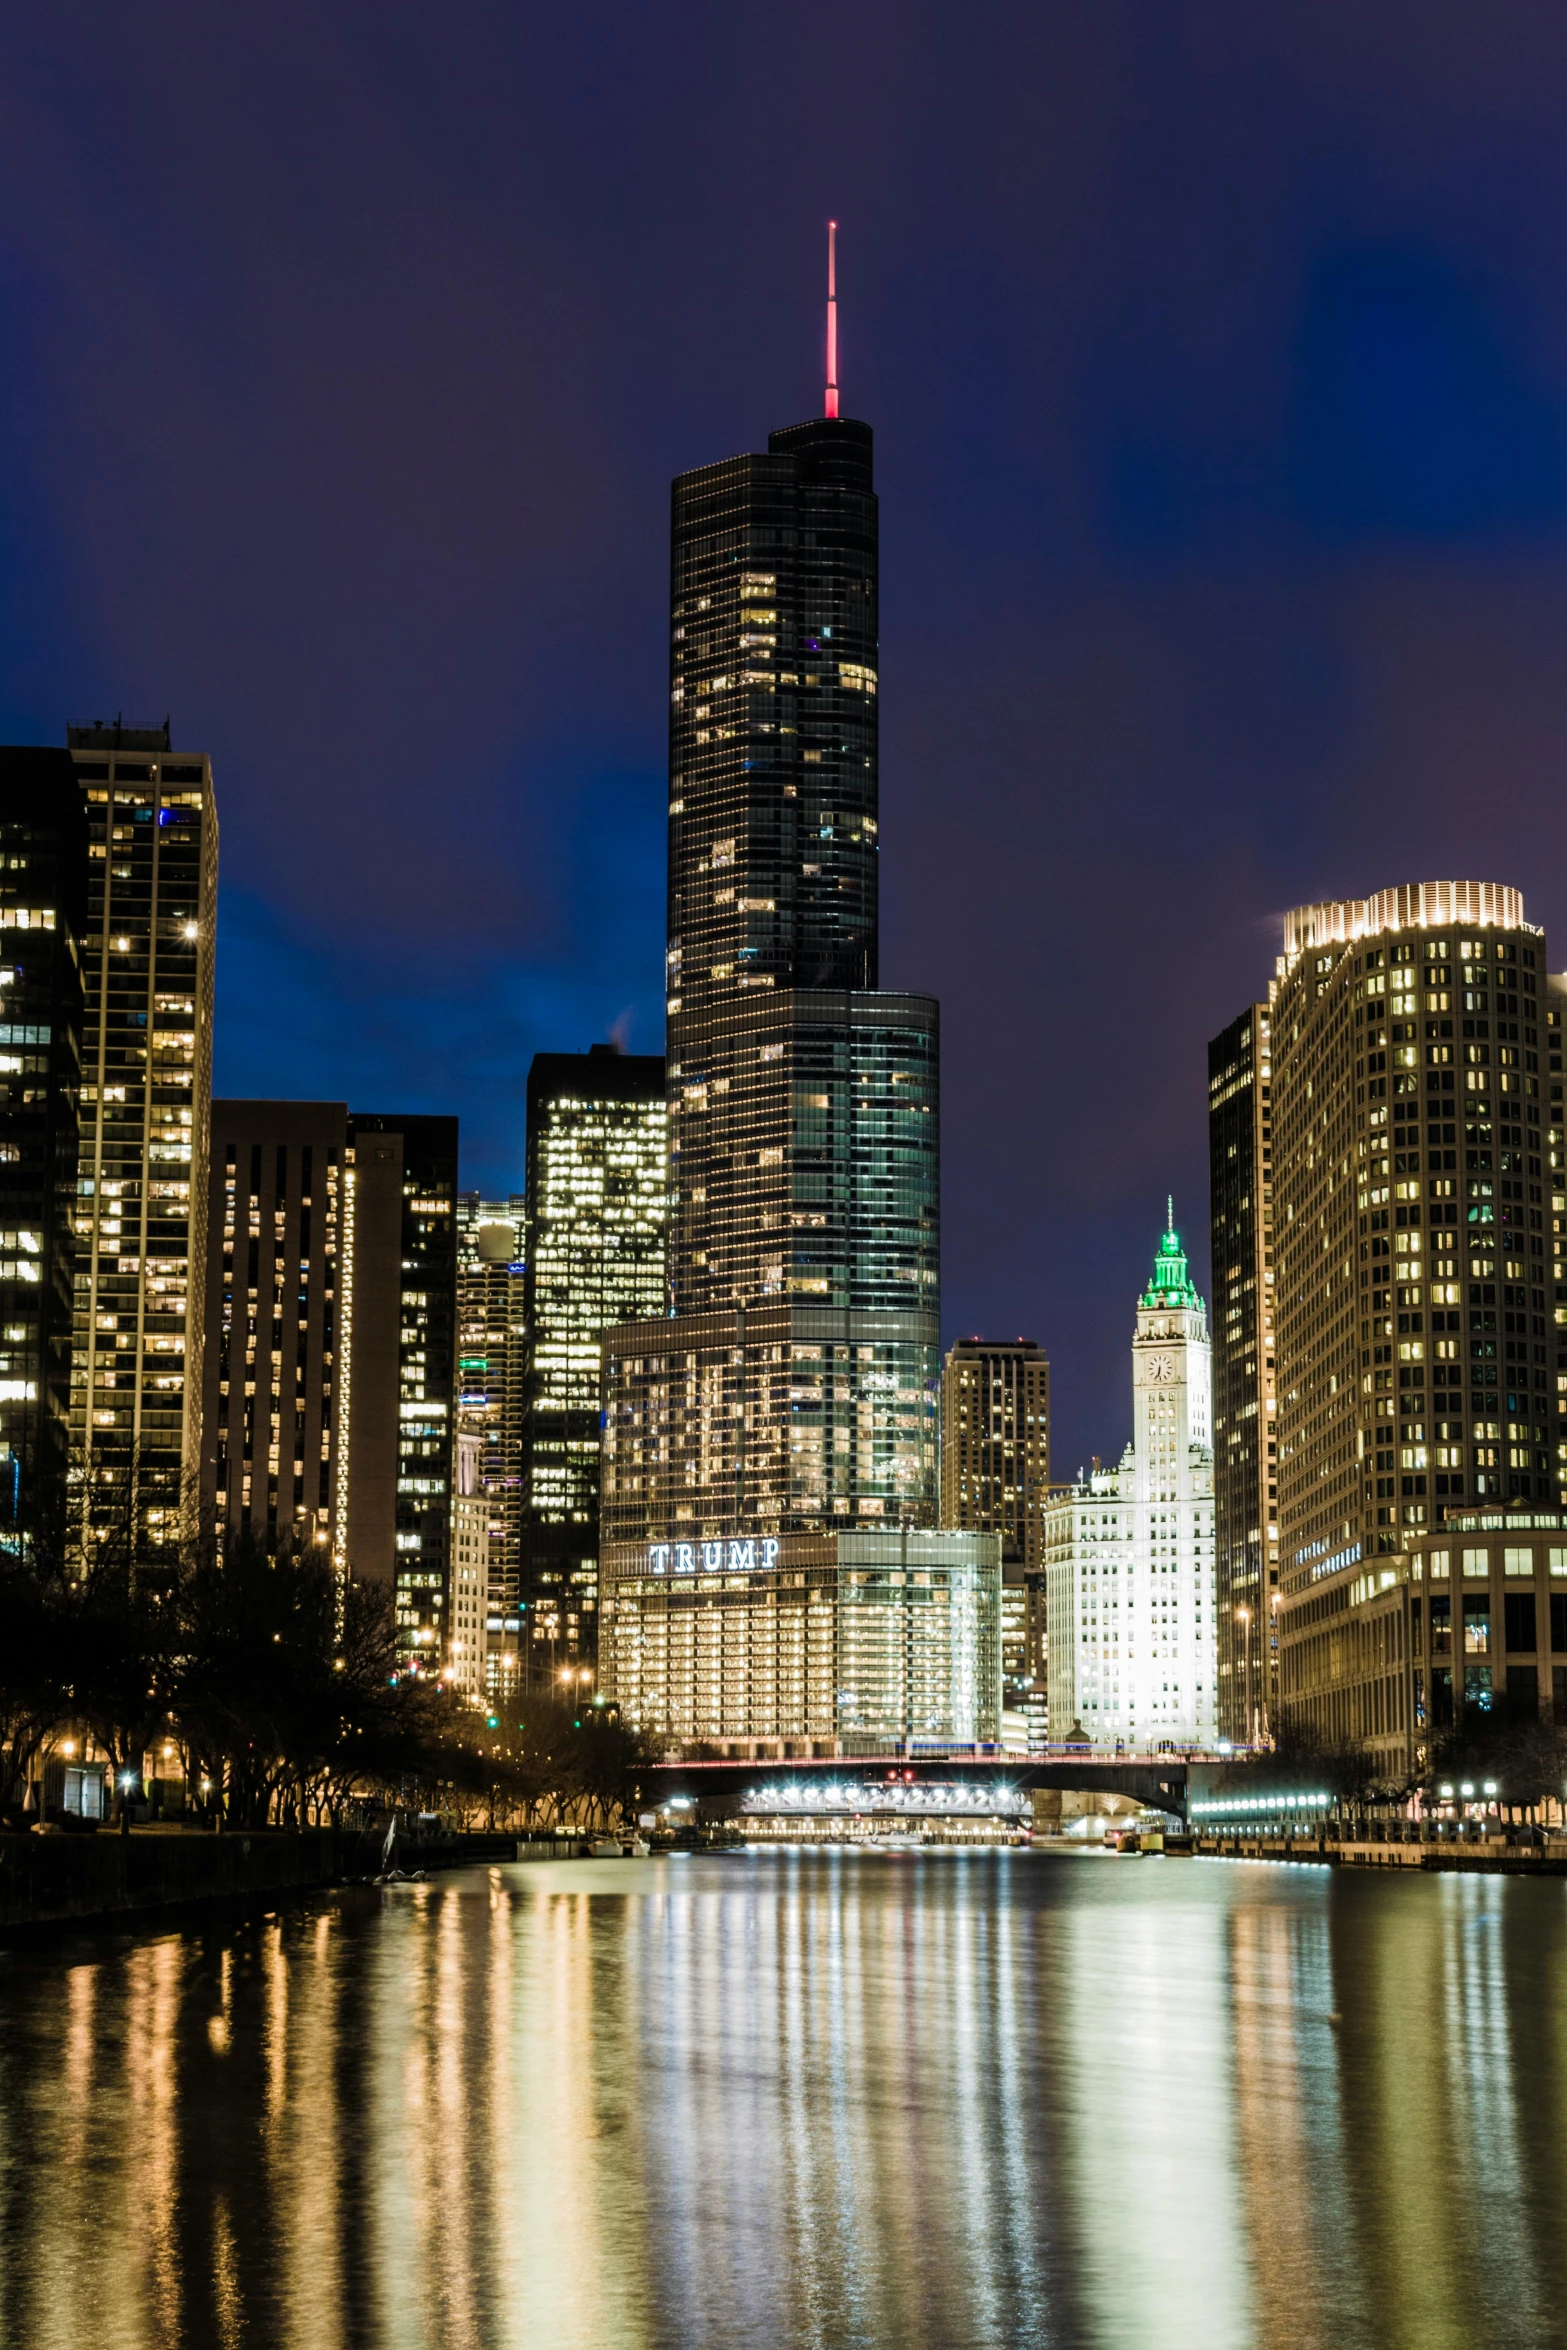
[1044,1212,1217,1748]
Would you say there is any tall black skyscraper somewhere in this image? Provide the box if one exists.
[0,749,87,1552]
[603,267,940,1549]
[595,250,998,1764]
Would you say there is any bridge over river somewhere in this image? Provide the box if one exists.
[635,1750,1232,1823]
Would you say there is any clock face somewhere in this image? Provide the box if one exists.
[1143,1352,1177,1383]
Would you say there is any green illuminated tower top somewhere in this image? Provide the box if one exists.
[1141,1198,1202,1313]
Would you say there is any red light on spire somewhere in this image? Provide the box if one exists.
[825,219,839,418]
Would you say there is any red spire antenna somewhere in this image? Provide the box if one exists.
[825,220,839,418]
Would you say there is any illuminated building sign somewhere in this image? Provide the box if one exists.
[646,1537,781,1575]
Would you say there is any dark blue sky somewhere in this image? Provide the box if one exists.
[4,5,1567,1472]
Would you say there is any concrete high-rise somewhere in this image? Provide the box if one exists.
[1260,884,1557,1741]
[1206,1005,1278,1744]
[940,1338,1050,1740]
[199,1102,457,1670]
[1043,1215,1217,1748]
[599,266,997,1758]
[203,1102,347,1557]
[521,1047,665,1681]
[65,721,217,1569]
[0,749,87,1553]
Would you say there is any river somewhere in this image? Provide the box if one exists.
[2,1850,1565,2349]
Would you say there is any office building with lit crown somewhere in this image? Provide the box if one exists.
[1258,881,1562,1746]
[601,255,998,1756]
[1043,1215,1217,1748]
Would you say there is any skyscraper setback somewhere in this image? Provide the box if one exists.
[600,267,997,1756]
[603,399,940,1542]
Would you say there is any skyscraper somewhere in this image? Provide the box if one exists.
[604,297,939,1545]
[1206,1005,1278,1743]
[345,1112,458,1668]
[0,749,86,1553]
[1264,884,1556,1739]
[455,1192,527,1693]
[65,721,217,1569]
[939,1338,1050,1739]
[522,1046,666,1681]
[1043,1215,1217,1748]
[202,1101,347,1556]
[199,1103,457,1670]
[600,249,998,1757]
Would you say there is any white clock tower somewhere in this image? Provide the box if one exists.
[1043,1206,1218,1750]
[1133,1197,1212,1504]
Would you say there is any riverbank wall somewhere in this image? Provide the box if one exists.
[0,1827,519,1932]
[1191,1832,1567,1873]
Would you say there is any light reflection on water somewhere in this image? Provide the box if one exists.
[3,1854,1567,2349]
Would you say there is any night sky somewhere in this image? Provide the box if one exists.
[4,6,1567,1474]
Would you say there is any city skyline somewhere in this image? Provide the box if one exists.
[7,16,1567,1475]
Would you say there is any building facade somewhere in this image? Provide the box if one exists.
[0,749,87,1554]
[602,1527,1000,1756]
[1268,883,1557,1738]
[345,1113,458,1668]
[449,1426,490,1701]
[65,722,217,1569]
[939,1337,1050,1742]
[602,405,940,1553]
[522,1047,666,1682]
[1283,1512,1567,1783]
[203,1102,346,1557]
[1043,1217,1217,1748]
[199,1104,456,1668]
[1551,976,1566,1500]
[600,359,994,1752]
[1207,1004,1278,1743]
[455,1194,527,1695]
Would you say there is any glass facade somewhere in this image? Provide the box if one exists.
[522,1049,667,1678]
[66,724,216,1568]
[604,407,939,1552]
[600,388,974,1754]
[0,748,86,1553]
[602,1530,1000,1751]
[1206,1004,1278,1741]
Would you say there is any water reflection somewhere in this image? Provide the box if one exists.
[2,1854,1567,2348]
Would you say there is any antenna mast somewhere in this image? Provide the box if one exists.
[825,220,839,418]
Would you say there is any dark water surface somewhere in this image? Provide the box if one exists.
[3,1851,1567,2349]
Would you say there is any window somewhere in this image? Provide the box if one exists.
[1504,1546,1533,1578]
[1504,1592,1537,1653]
